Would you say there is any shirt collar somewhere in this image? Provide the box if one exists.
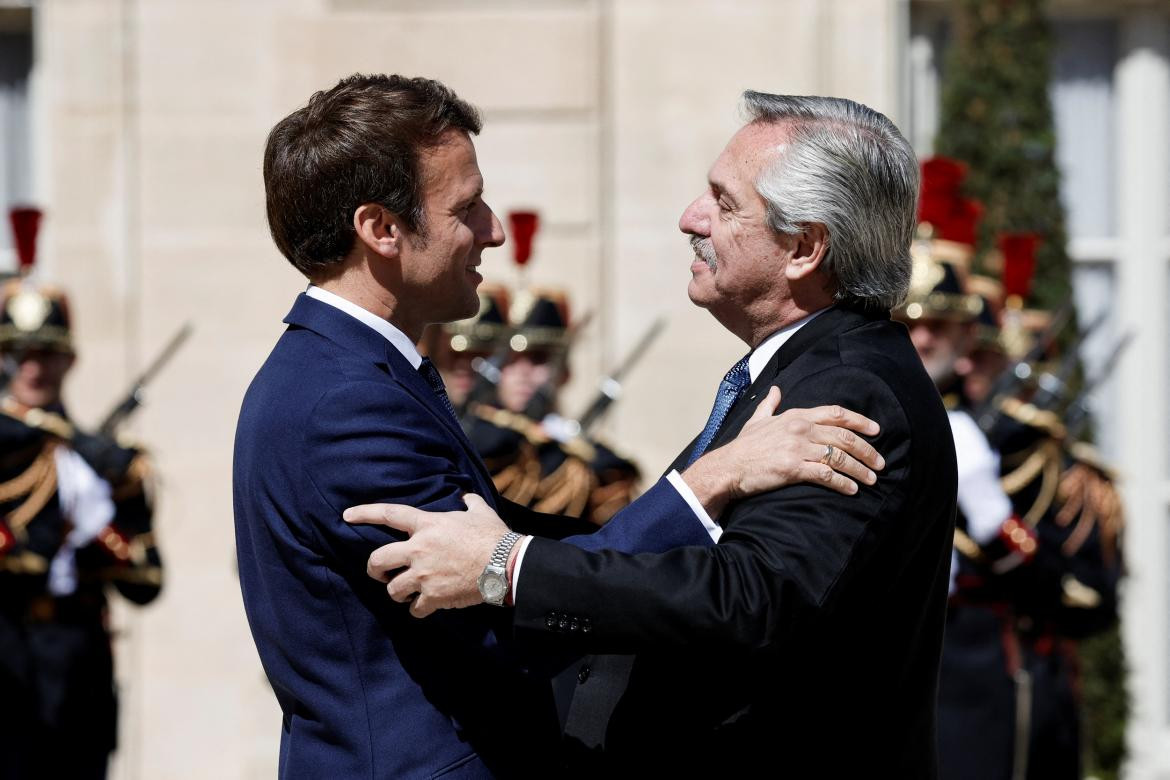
[747,307,829,382]
[305,285,423,369]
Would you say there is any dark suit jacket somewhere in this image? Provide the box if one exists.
[513,305,958,778]
[233,293,711,779]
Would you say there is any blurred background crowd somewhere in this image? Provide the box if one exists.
[0,0,1167,778]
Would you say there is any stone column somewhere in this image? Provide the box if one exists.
[1116,8,1170,778]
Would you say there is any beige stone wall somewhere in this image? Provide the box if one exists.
[606,0,902,470]
[29,1,901,776]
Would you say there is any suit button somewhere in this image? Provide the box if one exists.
[558,617,569,630]
[577,665,591,684]
[569,618,579,632]
[581,619,593,634]
[546,613,558,630]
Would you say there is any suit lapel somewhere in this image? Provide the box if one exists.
[712,306,878,451]
[284,294,500,503]
[388,352,500,497]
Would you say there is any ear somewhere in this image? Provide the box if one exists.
[783,222,829,281]
[353,203,405,260]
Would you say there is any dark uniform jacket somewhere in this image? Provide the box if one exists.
[0,404,161,780]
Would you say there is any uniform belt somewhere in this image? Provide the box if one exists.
[20,593,104,625]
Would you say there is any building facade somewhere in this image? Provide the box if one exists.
[1,0,1166,776]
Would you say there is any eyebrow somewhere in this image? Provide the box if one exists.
[454,185,483,208]
[709,177,737,205]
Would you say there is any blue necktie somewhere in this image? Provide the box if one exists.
[685,355,752,467]
[418,357,461,423]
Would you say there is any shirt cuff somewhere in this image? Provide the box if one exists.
[666,469,722,543]
[509,534,535,604]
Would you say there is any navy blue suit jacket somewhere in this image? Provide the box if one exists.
[233,293,711,779]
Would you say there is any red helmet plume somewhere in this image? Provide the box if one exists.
[508,211,539,267]
[9,207,42,272]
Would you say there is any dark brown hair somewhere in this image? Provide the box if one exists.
[263,74,482,278]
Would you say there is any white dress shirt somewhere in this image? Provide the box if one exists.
[666,306,828,531]
[306,285,423,369]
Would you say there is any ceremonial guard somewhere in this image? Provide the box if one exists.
[421,209,644,525]
[425,284,643,525]
[0,210,163,779]
[904,160,1123,780]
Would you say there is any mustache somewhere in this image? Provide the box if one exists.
[690,235,717,271]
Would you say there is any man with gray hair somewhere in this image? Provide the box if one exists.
[350,91,957,777]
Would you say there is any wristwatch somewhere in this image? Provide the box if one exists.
[477,530,523,606]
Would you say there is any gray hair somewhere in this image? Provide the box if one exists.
[742,91,918,311]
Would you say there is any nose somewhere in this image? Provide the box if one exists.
[18,355,43,377]
[679,192,713,236]
[480,202,506,248]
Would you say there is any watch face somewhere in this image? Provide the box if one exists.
[478,570,507,604]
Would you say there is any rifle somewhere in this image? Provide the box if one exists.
[461,342,514,428]
[97,323,192,437]
[520,309,594,422]
[1026,309,1109,412]
[974,298,1074,434]
[574,317,667,435]
[1064,331,1133,442]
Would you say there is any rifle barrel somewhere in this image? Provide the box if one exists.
[575,317,667,433]
[97,322,193,435]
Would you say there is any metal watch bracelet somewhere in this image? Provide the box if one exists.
[489,531,523,571]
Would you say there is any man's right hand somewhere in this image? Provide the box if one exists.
[683,386,884,517]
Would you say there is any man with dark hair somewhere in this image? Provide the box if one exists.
[351,92,958,777]
[263,74,485,275]
[235,75,884,778]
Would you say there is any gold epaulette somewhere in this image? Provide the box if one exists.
[589,480,638,526]
[997,397,1067,439]
[1067,441,1119,481]
[1,397,74,439]
[1054,458,1124,562]
[472,404,550,445]
[533,457,594,519]
[492,447,542,506]
[560,436,597,463]
[473,404,599,461]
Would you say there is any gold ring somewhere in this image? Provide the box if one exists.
[820,444,835,465]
